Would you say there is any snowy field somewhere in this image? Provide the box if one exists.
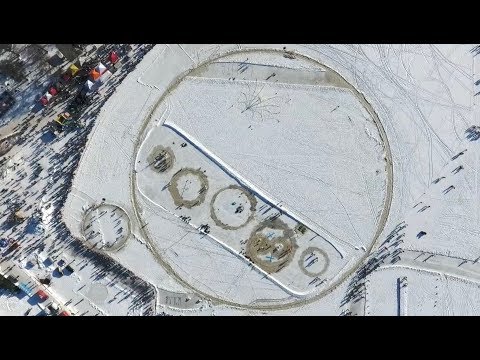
[400,136,480,259]
[365,267,480,316]
[136,125,349,295]
[159,75,387,251]
[60,44,480,315]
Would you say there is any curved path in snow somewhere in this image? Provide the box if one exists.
[129,47,395,311]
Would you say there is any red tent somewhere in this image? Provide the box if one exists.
[40,96,49,106]
[109,51,119,64]
[48,87,58,96]
[36,290,49,302]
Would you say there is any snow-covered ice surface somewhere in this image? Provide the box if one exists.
[60,44,480,315]
[213,51,326,72]
[134,49,391,306]
[400,138,480,259]
[161,76,387,250]
[365,267,480,316]
[136,124,352,296]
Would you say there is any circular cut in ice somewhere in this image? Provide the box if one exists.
[147,145,175,173]
[82,204,131,252]
[168,168,209,208]
[298,247,330,277]
[245,219,298,274]
[210,185,257,230]
[86,282,109,303]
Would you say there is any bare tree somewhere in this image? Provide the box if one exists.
[238,79,283,122]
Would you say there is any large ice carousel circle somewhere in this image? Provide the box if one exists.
[131,48,393,310]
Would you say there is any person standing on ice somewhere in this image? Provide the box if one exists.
[451,149,467,160]
[418,205,430,212]
[443,185,455,194]
[452,165,463,174]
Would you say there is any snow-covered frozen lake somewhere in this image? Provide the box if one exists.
[62,44,480,315]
